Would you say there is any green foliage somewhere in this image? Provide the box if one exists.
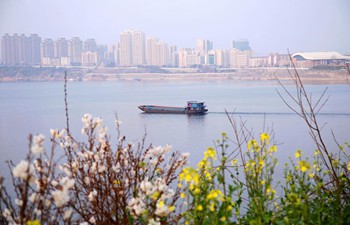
[1,124,349,224]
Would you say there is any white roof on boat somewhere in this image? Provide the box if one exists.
[292,51,350,60]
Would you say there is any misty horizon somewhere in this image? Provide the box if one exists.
[1,0,350,56]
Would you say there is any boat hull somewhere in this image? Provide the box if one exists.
[138,105,207,114]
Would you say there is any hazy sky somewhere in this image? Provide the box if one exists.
[1,0,349,55]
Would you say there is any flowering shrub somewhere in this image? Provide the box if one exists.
[178,133,242,225]
[1,115,349,225]
[0,114,189,225]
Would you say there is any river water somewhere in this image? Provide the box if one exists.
[1,80,350,175]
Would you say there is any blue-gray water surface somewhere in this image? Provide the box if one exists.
[1,80,350,177]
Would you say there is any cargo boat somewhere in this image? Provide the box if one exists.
[138,101,208,114]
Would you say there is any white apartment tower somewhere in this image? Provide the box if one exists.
[132,30,146,65]
[230,48,252,68]
[120,30,133,66]
[157,41,168,66]
[146,37,158,66]
[196,39,213,53]
[68,37,83,65]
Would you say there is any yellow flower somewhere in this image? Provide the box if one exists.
[227,205,233,211]
[27,220,41,225]
[231,159,238,166]
[298,160,310,172]
[347,161,350,171]
[220,216,226,222]
[151,191,160,200]
[314,150,320,156]
[260,133,270,144]
[308,173,315,178]
[259,158,265,167]
[169,205,175,212]
[206,189,224,201]
[204,147,217,160]
[194,188,201,194]
[260,180,266,185]
[209,203,215,212]
[269,145,277,153]
[157,200,164,208]
[205,171,212,181]
[180,192,185,198]
[197,160,206,169]
[247,140,258,151]
[295,150,302,158]
[179,167,199,184]
[196,205,203,211]
[287,193,301,204]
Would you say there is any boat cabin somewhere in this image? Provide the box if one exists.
[186,101,207,113]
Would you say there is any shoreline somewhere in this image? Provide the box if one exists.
[0,67,349,85]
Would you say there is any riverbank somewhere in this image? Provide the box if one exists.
[0,66,349,84]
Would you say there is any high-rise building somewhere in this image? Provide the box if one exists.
[68,37,83,65]
[132,30,146,65]
[81,51,99,67]
[196,39,213,53]
[1,33,17,65]
[178,48,200,67]
[157,41,168,67]
[114,43,120,65]
[230,48,252,68]
[29,34,41,65]
[214,49,230,67]
[168,45,177,67]
[120,30,133,66]
[84,39,97,52]
[41,39,54,58]
[18,34,28,65]
[54,38,68,58]
[146,37,158,66]
[1,33,41,66]
[232,39,251,51]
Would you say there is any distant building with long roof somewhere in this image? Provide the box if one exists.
[292,51,350,68]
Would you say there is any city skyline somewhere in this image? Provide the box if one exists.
[0,0,349,56]
[3,31,349,69]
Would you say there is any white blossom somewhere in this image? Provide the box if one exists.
[15,198,23,206]
[155,200,171,217]
[2,208,11,219]
[82,113,92,126]
[44,199,51,207]
[60,177,75,189]
[12,160,31,180]
[93,117,103,127]
[98,165,106,173]
[84,177,90,185]
[52,188,70,207]
[50,129,65,138]
[51,180,59,187]
[29,193,37,202]
[31,134,45,155]
[63,208,73,220]
[35,209,42,216]
[127,197,146,216]
[181,152,190,159]
[148,218,161,225]
[88,190,97,202]
[89,216,96,224]
[140,180,154,195]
